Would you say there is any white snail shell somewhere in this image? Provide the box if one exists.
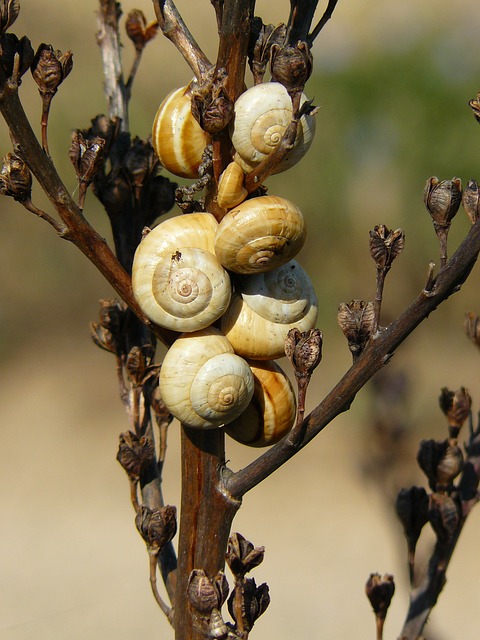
[152,85,211,178]
[231,82,316,175]
[132,213,231,332]
[216,161,248,210]
[159,328,254,429]
[221,260,318,359]
[226,359,296,447]
[214,195,306,274]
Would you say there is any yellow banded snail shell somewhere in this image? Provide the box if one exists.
[221,260,318,359]
[132,213,231,332]
[152,84,211,178]
[216,161,248,210]
[231,82,316,175]
[159,328,254,429]
[226,359,296,447]
[214,195,306,274]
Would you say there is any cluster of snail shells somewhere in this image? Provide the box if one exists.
[137,80,318,445]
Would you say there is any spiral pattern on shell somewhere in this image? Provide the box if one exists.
[214,195,306,274]
[231,82,316,175]
[152,85,211,178]
[226,360,296,446]
[132,213,231,332]
[221,260,318,359]
[159,328,254,429]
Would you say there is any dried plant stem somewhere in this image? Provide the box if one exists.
[40,93,53,155]
[149,552,174,623]
[309,0,339,44]
[374,266,389,331]
[226,217,480,500]
[376,615,385,640]
[21,198,66,234]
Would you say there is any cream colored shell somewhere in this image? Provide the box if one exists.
[221,260,318,359]
[231,82,316,175]
[226,359,296,446]
[159,328,254,429]
[132,213,231,332]
[216,161,247,210]
[152,85,211,178]
[214,195,306,274]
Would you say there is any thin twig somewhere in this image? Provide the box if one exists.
[149,552,174,623]
[21,199,67,235]
[309,0,339,44]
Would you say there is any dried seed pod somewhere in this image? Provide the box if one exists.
[221,260,318,359]
[423,177,462,226]
[216,161,247,209]
[132,213,231,332]
[226,360,296,446]
[152,84,211,178]
[231,82,316,174]
[214,195,306,274]
[462,179,480,224]
[159,327,254,429]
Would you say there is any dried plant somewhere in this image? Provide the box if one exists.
[2,2,480,639]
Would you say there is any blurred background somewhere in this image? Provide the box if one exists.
[2,1,480,638]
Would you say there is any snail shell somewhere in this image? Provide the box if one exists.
[226,359,296,447]
[152,85,211,178]
[214,195,306,274]
[221,260,318,359]
[216,161,247,210]
[132,213,231,332]
[159,327,254,429]
[231,82,316,175]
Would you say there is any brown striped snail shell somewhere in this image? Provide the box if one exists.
[152,84,211,178]
[226,359,296,447]
[216,161,248,210]
[132,213,231,332]
[214,195,306,274]
[221,260,318,359]
[231,82,316,175]
[159,327,254,429]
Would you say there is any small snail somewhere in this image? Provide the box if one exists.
[214,195,306,274]
[216,161,247,210]
[152,84,211,178]
[132,213,231,332]
[231,82,316,175]
[221,260,318,359]
[159,327,254,429]
[226,359,296,447]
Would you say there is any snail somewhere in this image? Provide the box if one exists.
[214,195,306,274]
[132,213,231,332]
[221,260,318,359]
[230,82,316,175]
[226,359,296,447]
[159,327,254,429]
[216,161,248,210]
[152,84,211,178]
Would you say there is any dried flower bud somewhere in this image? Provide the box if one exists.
[284,328,322,378]
[0,0,19,34]
[270,41,313,93]
[465,312,480,351]
[395,486,429,552]
[369,225,405,269]
[69,131,105,185]
[439,386,472,437]
[208,608,229,640]
[248,19,286,84]
[31,43,73,97]
[0,152,32,201]
[90,321,116,353]
[417,438,449,491]
[187,570,229,614]
[190,68,233,135]
[365,573,395,620]
[228,577,270,632]
[428,492,460,546]
[123,137,155,191]
[337,300,375,358]
[435,443,464,490]
[125,344,156,386]
[423,177,462,227]
[116,430,155,481]
[468,92,480,124]
[90,299,126,354]
[125,9,158,51]
[135,504,177,555]
[226,532,265,579]
[462,179,480,225]
[0,33,34,80]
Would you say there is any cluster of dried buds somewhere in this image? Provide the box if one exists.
[187,533,269,639]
